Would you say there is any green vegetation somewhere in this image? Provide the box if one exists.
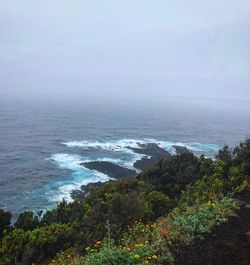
[75,240,158,265]
[0,209,11,239]
[14,211,40,231]
[0,224,74,265]
[0,139,250,265]
[169,197,237,242]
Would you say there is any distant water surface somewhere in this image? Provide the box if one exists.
[0,98,249,219]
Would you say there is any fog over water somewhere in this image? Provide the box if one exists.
[0,1,250,101]
[0,98,250,219]
[0,1,250,218]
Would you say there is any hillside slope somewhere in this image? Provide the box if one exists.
[0,139,250,265]
[172,190,250,265]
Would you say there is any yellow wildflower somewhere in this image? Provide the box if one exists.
[134,254,140,259]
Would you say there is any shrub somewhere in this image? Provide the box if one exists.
[0,224,75,265]
[74,239,160,265]
[170,197,238,243]
[146,191,174,219]
[233,139,250,175]
[122,221,173,264]
[14,211,40,231]
[0,209,12,238]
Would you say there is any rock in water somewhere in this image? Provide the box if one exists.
[128,143,171,170]
[71,181,105,200]
[133,157,160,170]
[173,145,190,155]
[127,143,171,159]
[81,161,137,179]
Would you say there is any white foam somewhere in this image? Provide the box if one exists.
[171,142,220,152]
[46,153,112,203]
[47,171,111,203]
[48,153,84,170]
[62,138,220,165]
[47,139,220,204]
[62,139,151,170]
[63,138,219,153]
[62,139,151,151]
[49,153,136,171]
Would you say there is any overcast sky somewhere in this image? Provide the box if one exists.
[0,1,250,102]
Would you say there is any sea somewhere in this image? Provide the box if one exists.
[0,97,250,220]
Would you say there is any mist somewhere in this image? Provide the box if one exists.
[0,1,250,103]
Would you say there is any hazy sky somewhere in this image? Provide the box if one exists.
[0,1,250,102]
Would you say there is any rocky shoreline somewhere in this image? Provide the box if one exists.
[71,143,190,199]
[81,161,137,179]
[128,143,171,170]
[71,181,104,200]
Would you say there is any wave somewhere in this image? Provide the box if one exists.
[46,153,112,203]
[49,153,137,170]
[46,172,111,203]
[49,153,85,170]
[46,150,146,203]
[172,142,220,153]
[46,139,220,204]
[62,139,147,151]
[63,138,220,154]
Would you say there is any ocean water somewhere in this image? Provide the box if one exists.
[0,98,250,219]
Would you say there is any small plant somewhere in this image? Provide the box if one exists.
[74,239,159,265]
[48,248,78,265]
[169,197,238,243]
[121,221,173,264]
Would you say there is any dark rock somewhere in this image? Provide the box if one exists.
[173,145,190,155]
[128,143,171,171]
[71,181,106,200]
[71,189,87,200]
[81,161,136,179]
[133,157,160,171]
[127,143,171,159]
[82,181,105,190]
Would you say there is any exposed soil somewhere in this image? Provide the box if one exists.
[172,190,250,265]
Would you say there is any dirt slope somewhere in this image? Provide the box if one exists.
[172,190,250,265]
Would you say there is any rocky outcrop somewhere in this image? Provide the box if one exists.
[173,145,190,155]
[71,181,105,200]
[128,143,171,159]
[81,161,136,179]
[128,143,171,170]
[74,143,192,199]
